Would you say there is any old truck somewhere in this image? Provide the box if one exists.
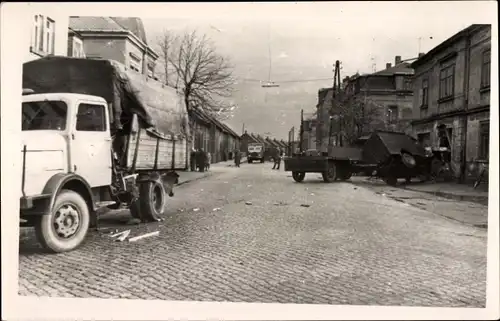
[20,56,190,253]
[247,142,265,163]
[284,110,432,186]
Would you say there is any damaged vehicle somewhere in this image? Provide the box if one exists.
[20,56,190,253]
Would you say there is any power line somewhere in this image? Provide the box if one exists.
[239,77,334,84]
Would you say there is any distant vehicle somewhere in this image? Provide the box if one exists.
[247,143,265,163]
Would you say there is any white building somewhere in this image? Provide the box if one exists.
[23,8,70,63]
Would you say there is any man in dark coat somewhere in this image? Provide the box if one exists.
[234,149,241,167]
[272,147,283,170]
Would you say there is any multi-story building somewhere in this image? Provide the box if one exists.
[24,11,70,63]
[69,16,159,79]
[316,56,415,152]
[411,24,491,182]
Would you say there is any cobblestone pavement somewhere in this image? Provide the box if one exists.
[18,163,487,307]
[350,177,489,228]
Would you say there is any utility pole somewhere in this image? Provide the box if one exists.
[242,123,245,135]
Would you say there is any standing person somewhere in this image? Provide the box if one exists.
[206,151,212,171]
[272,147,283,170]
[190,148,197,172]
[234,149,241,167]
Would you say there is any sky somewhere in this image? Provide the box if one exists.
[35,1,498,140]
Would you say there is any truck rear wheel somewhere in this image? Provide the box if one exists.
[131,180,166,222]
[260,158,264,163]
[35,189,90,253]
[248,159,253,164]
[292,171,305,182]
[322,163,337,183]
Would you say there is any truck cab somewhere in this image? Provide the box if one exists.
[21,91,112,252]
[247,143,264,163]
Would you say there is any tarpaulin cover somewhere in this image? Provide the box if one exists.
[22,56,189,139]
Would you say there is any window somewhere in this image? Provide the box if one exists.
[481,49,491,89]
[479,121,490,160]
[439,64,455,100]
[387,105,399,124]
[76,104,106,131]
[22,100,67,131]
[71,36,85,58]
[31,15,55,55]
[403,77,412,91]
[421,78,429,107]
[129,52,142,72]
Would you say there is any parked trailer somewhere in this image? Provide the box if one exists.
[284,146,365,183]
[20,56,190,253]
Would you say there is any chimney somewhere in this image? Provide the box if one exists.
[395,56,402,65]
[418,52,425,58]
[386,63,392,69]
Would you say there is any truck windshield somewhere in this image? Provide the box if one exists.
[22,100,68,131]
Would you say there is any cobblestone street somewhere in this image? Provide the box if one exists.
[18,162,488,307]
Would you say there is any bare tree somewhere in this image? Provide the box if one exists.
[165,29,235,117]
[329,89,383,145]
[156,29,178,86]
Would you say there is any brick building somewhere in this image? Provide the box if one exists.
[411,24,491,182]
[69,16,159,79]
[316,56,415,152]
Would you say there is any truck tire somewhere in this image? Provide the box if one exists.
[384,176,398,186]
[133,180,166,222]
[248,159,253,164]
[35,189,90,253]
[292,171,305,182]
[260,158,264,163]
[401,152,416,168]
[322,162,337,183]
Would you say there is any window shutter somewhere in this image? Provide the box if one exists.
[418,89,423,107]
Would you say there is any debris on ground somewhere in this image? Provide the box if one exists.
[247,184,252,187]
[155,217,165,222]
[108,229,131,242]
[128,231,160,242]
[193,208,200,212]
[273,201,287,206]
[115,230,130,242]
[310,193,315,196]
[300,204,311,208]
[245,201,253,205]
[212,207,221,212]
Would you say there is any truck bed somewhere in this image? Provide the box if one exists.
[284,155,330,173]
[126,128,188,171]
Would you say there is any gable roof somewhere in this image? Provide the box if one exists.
[372,62,414,76]
[266,137,280,148]
[411,24,490,69]
[69,16,154,54]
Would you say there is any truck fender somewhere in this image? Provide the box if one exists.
[42,173,96,215]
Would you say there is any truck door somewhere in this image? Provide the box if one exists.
[71,101,112,187]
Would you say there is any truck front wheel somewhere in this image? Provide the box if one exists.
[322,163,337,183]
[292,171,305,182]
[131,180,166,222]
[35,189,90,253]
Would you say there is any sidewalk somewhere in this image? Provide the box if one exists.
[402,181,489,206]
[177,157,247,186]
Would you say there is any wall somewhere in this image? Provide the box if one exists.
[23,10,69,63]
[412,25,491,181]
[81,37,127,62]
[412,37,467,120]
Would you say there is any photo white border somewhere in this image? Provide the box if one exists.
[2,2,498,320]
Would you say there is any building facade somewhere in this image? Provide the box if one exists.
[411,24,491,182]
[24,10,70,63]
[316,56,414,152]
[69,16,159,79]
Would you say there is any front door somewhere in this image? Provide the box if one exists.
[71,101,112,187]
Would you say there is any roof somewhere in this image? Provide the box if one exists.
[192,107,240,138]
[411,24,490,69]
[372,62,413,76]
[265,137,280,147]
[69,16,150,47]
